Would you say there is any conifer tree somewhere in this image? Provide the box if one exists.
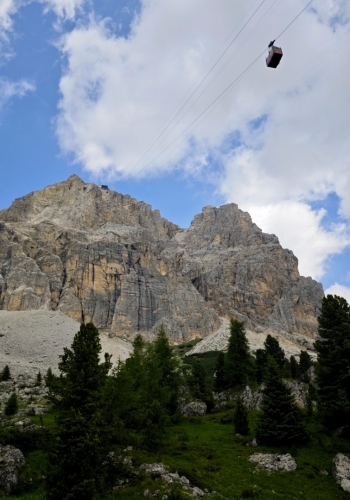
[264,335,285,370]
[188,358,214,410]
[290,356,300,379]
[299,350,312,381]
[233,400,249,435]
[36,371,42,386]
[46,323,113,500]
[214,352,226,392]
[225,319,251,388]
[1,365,10,381]
[255,349,266,384]
[5,392,18,415]
[256,357,308,446]
[315,295,350,434]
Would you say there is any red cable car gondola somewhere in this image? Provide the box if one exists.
[266,40,283,68]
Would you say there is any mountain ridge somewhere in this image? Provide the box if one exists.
[0,175,323,341]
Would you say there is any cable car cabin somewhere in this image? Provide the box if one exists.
[266,46,283,68]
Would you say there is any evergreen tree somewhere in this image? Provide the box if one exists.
[264,335,285,370]
[299,350,312,373]
[299,350,312,381]
[36,371,42,386]
[153,325,181,416]
[46,323,113,500]
[5,392,18,415]
[1,365,11,381]
[290,356,300,379]
[256,357,308,446]
[315,295,350,434]
[109,327,182,451]
[45,367,55,388]
[233,400,249,435]
[225,319,251,388]
[214,352,226,392]
[188,359,214,411]
[255,349,267,384]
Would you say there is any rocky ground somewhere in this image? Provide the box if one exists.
[0,310,133,376]
[187,318,316,358]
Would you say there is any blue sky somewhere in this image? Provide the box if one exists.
[0,0,350,300]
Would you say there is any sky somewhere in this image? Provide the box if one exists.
[0,0,350,301]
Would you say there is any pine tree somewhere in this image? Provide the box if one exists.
[188,359,214,411]
[36,371,42,386]
[45,367,55,388]
[214,352,226,392]
[233,400,249,435]
[255,349,267,384]
[108,327,182,451]
[290,356,300,379]
[153,325,181,416]
[315,295,350,434]
[1,365,11,381]
[299,350,312,381]
[46,323,113,500]
[225,319,251,388]
[256,357,308,446]
[264,335,285,370]
[5,392,18,415]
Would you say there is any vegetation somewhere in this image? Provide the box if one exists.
[233,400,249,436]
[315,294,350,436]
[225,319,252,389]
[5,392,18,415]
[256,357,308,446]
[1,365,11,381]
[46,323,114,500]
[1,294,350,499]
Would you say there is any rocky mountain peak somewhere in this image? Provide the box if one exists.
[0,176,323,342]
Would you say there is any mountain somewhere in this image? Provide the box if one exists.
[0,175,323,342]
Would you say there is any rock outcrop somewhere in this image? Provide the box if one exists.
[0,445,25,495]
[249,453,297,472]
[333,453,350,493]
[0,175,323,341]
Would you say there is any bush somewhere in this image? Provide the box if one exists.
[5,392,18,415]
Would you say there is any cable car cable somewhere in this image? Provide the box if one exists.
[127,0,270,174]
[134,0,315,174]
[150,0,286,152]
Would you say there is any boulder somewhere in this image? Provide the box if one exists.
[333,453,350,493]
[249,453,297,472]
[180,401,207,417]
[241,386,263,410]
[0,445,25,495]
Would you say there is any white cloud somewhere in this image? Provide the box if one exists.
[325,283,350,303]
[54,0,350,281]
[248,201,350,280]
[39,0,87,21]
[0,77,35,113]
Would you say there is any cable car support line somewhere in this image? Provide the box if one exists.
[135,0,315,174]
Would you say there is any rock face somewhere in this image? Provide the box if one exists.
[0,175,323,341]
[333,453,350,493]
[0,445,25,495]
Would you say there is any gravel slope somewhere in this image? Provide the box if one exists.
[0,310,133,376]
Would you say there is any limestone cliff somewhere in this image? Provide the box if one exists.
[0,175,323,341]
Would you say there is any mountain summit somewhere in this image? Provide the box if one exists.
[0,176,323,341]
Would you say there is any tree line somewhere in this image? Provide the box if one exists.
[40,293,350,499]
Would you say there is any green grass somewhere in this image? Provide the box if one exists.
[1,411,350,499]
